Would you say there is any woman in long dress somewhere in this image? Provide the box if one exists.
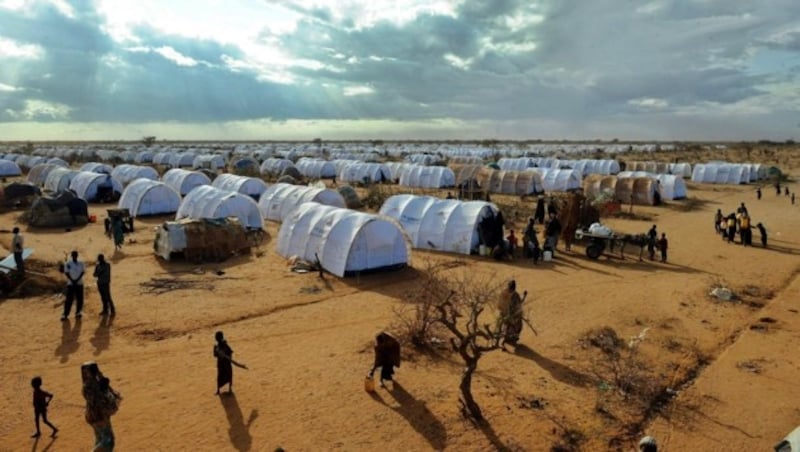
[214,331,234,395]
[370,332,401,388]
[81,362,118,451]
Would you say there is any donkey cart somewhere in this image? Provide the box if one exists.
[574,228,650,261]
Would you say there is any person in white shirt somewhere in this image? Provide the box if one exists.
[12,227,24,275]
[62,251,85,320]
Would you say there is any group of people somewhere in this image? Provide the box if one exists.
[647,224,669,263]
[27,362,121,451]
[714,202,767,248]
[61,250,116,320]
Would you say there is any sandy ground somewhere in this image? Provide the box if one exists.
[1,156,799,451]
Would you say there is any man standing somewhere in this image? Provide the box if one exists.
[93,254,115,316]
[62,251,85,320]
[658,233,668,263]
[756,187,762,200]
[12,227,24,275]
[647,225,658,261]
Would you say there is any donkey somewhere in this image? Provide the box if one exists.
[616,233,650,261]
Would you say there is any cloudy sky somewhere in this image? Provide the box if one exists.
[0,0,799,141]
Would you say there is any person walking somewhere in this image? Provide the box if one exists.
[739,214,752,246]
[785,186,790,197]
[111,217,124,250]
[93,254,115,316]
[757,223,768,248]
[756,186,762,200]
[62,251,85,320]
[726,214,737,244]
[714,209,723,234]
[81,362,120,452]
[534,197,546,225]
[792,192,796,205]
[647,225,658,260]
[498,280,527,348]
[544,213,562,254]
[12,227,24,275]
[214,331,246,395]
[658,233,668,263]
[31,376,58,438]
[370,332,401,388]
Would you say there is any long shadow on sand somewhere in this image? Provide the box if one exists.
[54,317,82,363]
[219,392,258,452]
[370,382,447,450]
[89,314,113,356]
[513,344,593,388]
[30,434,56,452]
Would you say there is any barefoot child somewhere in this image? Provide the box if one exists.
[31,376,58,438]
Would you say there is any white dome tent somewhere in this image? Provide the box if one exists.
[211,173,268,200]
[384,162,418,182]
[111,164,159,187]
[69,171,123,202]
[152,152,174,166]
[44,168,80,193]
[176,185,263,229]
[527,168,582,192]
[79,162,113,174]
[46,157,69,167]
[119,179,182,216]
[258,183,347,222]
[668,163,692,178]
[27,163,60,185]
[277,202,409,277]
[169,152,196,168]
[497,158,535,171]
[0,160,22,176]
[259,158,295,176]
[691,163,748,185]
[617,171,687,200]
[398,166,456,189]
[295,159,337,179]
[337,162,391,184]
[379,195,497,255]
[134,151,155,164]
[162,168,211,195]
[192,154,226,170]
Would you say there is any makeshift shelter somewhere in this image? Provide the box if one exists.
[26,191,88,227]
[617,172,687,200]
[625,161,671,174]
[231,157,260,175]
[399,166,456,189]
[0,160,22,177]
[43,168,80,193]
[583,175,657,206]
[118,179,182,216]
[79,162,113,174]
[497,158,535,171]
[27,164,60,186]
[528,168,582,192]
[176,185,263,229]
[277,202,409,277]
[379,195,497,254]
[337,163,391,184]
[152,152,174,166]
[295,159,337,179]
[69,171,123,202]
[258,183,346,222]
[211,173,268,200]
[0,182,40,207]
[338,185,361,208]
[448,156,483,165]
[457,167,544,195]
[162,168,211,195]
[47,158,69,167]
[154,217,252,262]
[111,164,159,187]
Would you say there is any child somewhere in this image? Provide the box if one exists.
[658,233,668,263]
[31,376,58,438]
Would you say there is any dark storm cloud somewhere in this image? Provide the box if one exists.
[0,0,798,136]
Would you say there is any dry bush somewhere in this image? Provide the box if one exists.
[361,184,392,210]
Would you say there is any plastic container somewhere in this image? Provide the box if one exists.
[88,214,97,223]
[543,250,553,262]
[364,375,375,393]
[479,245,488,256]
